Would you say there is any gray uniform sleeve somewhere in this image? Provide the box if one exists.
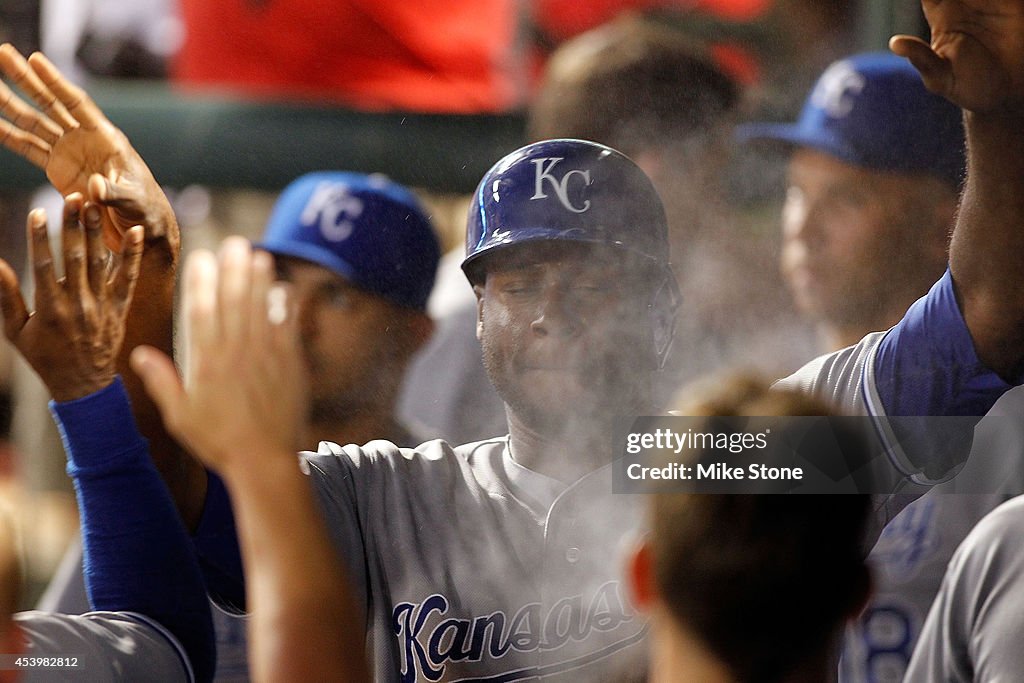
[300,441,372,622]
[14,610,191,683]
[905,496,1024,682]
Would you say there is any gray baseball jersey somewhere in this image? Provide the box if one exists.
[840,491,1008,683]
[305,436,647,682]
[903,495,1024,682]
[839,386,1024,683]
[15,610,190,682]
[298,330,886,680]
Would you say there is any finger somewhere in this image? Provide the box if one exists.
[83,202,108,296]
[0,117,51,168]
[0,78,62,145]
[0,45,77,131]
[110,226,143,314]
[182,249,220,379]
[130,345,188,439]
[87,174,128,251]
[0,258,29,341]
[27,207,60,312]
[890,35,952,96]
[217,237,253,345]
[28,52,106,130]
[268,282,307,421]
[249,249,274,345]
[61,193,89,303]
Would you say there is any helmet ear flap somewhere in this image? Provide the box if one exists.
[651,272,681,370]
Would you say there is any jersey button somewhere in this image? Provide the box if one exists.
[565,547,580,564]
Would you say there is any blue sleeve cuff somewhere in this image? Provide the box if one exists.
[49,378,147,471]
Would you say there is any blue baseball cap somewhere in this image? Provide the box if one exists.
[737,52,965,188]
[256,172,439,311]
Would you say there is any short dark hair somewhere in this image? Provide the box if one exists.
[528,16,739,158]
[652,375,871,683]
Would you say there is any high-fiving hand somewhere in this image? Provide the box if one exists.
[131,238,308,473]
[0,44,178,257]
[0,195,143,401]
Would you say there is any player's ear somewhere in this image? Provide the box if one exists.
[473,284,485,342]
[627,537,658,613]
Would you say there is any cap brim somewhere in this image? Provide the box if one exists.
[254,240,358,285]
[735,122,855,164]
[461,226,660,282]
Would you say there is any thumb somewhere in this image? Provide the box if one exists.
[890,35,952,97]
[130,345,186,434]
[87,173,113,205]
[0,259,28,341]
[88,173,144,214]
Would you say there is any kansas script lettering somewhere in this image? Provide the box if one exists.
[393,581,636,681]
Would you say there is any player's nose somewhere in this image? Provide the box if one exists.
[529,285,580,338]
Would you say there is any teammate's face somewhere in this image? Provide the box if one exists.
[275,257,407,421]
[475,243,657,434]
[781,149,950,330]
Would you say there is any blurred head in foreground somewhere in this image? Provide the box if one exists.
[629,375,872,683]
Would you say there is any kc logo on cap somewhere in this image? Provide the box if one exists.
[301,181,365,243]
[811,60,866,119]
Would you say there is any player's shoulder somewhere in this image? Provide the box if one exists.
[774,330,888,413]
[959,496,1024,552]
[300,435,510,482]
[15,610,191,683]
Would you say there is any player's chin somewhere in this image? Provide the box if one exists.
[523,367,590,397]
[531,368,638,413]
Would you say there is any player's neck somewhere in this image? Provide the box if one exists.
[506,412,616,484]
[648,615,734,683]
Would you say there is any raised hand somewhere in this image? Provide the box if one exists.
[0,44,178,257]
[133,238,367,683]
[0,195,143,401]
[890,1,1024,114]
[131,238,308,471]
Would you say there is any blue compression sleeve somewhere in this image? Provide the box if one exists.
[51,379,215,683]
[872,270,1017,482]
[874,269,1015,417]
[192,471,246,610]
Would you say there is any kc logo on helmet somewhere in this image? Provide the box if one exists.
[530,158,592,213]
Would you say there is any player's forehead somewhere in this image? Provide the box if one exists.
[787,148,867,184]
[787,147,928,191]
[273,254,344,284]
[482,241,645,280]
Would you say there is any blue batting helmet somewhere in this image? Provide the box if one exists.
[463,139,678,367]
[461,139,672,285]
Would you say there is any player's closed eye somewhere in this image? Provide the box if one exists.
[501,280,540,297]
